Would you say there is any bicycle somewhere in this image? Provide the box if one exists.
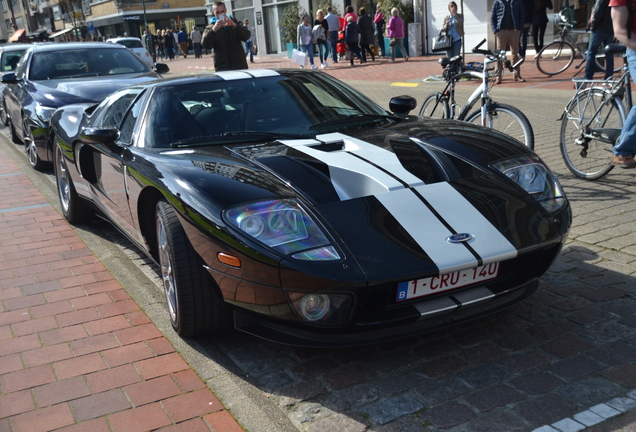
[419,39,535,149]
[535,11,621,76]
[559,43,632,179]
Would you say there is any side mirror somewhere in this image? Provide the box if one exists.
[154,63,170,74]
[1,72,18,84]
[389,95,417,115]
[80,127,120,145]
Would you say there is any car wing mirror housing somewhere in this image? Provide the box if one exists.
[80,127,120,146]
[389,95,417,115]
[1,72,18,84]
[154,63,170,74]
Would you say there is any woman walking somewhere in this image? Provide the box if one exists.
[345,15,363,65]
[387,8,408,62]
[442,1,464,59]
[314,10,330,68]
[297,14,318,69]
[358,7,375,62]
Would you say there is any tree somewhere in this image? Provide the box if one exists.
[57,0,86,33]
[379,0,414,26]
[278,3,308,44]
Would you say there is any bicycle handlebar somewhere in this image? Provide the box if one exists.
[471,38,515,71]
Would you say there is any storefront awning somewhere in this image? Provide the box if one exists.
[8,29,25,42]
[48,27,74,38]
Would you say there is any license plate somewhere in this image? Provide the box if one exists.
[396,262,500,302]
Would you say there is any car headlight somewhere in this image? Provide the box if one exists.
[492,156,566,213]
[35,105,58,123]
[225,199,341,260]
[286,290,353,326]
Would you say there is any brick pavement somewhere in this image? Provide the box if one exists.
[2,50,636,432]
[0,146,243,431]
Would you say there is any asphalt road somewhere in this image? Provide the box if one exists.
[2,77,636,432]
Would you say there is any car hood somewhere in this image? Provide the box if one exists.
[152,119,569,283]
[32,72,158,106]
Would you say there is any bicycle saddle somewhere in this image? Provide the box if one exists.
[439,55,462,68]
[603,44,626,55]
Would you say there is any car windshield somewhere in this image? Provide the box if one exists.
[115,39,144,49]
[143,73,398,148]
[29,48,150,80]
[1,50,27,71]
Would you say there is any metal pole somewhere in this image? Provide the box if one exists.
[142,0,148,33]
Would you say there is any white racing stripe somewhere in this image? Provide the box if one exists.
[375,188,478,273]
[414,183,517,264]
[278,133,424,201]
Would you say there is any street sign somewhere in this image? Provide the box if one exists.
[87,21,95,33]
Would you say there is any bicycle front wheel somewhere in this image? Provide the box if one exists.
[536,41,575,76]
[419,92,450,118]
[465,103,535,150]
[560,88,624,179]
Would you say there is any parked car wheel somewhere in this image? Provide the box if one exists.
[155,200,230,337]
[0,101,8,126]
[54,143,93,223]
[9,116,20,144]
[23,117,46,171]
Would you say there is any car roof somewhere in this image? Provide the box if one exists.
[107,37,142,42]
[26,42,127,53]
[0,43,31,53]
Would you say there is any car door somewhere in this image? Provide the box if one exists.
[90,88,146,237]
[3,50,31,133]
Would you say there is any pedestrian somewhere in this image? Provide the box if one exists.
[520,0,533,58]
[345,15,363,65]
[374,5,386,57]
[343,5,358,30]
[243,19,255,64]
[532,0,553,52]
[584,0,614,80]
[173,30,179,57]
[297,14,318,69]
[442,1,464,59]
[609,0,636,167]
[163,29,175,60]
[490,0,525,83]
[177,27,187,58]
[325,7,340,63]
[190,26,202,58]
[387,8,409,62]
[314,10,330,68]
[142,29,156,62]
[156,30,165,60]
[358,8,375,62]
[201,1,250,71]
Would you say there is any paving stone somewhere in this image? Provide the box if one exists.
[411,338,461,360]
[364,396,424,425]
[549,297,594,312]
[527,320,581,340]
[589,403,621,418]
[495,350,552,373]
[551,418,585,432]
[510,372,564,395]
[412,377,470,405]
[257,371,294,393]
[515,393,581,425]
[443,409,529,432]
[372,373,426,396]
[375,415,429,432]
[290,402,332,425]
[305,412,368,432]
[547,355,604,381]
[278,379,328,407]
[541,335,596,358]
[495,331,544,351]
[579,322,636,343]
[567,307,614,326]
[417,400,476,429]
[322,363,376,390]
[556,377,623,406]
[601,299,636,316]
[464,384,525,412]
[322,384,379,412]
[579,287,626,302]
[456,364,510,389]
[606,396,636,413]
[573,410,605,426]
[601,364,636,387]
[587,341,636,365]
[414,355,470,379]
[460,342,507,364]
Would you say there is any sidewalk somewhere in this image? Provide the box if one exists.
[0,144,244,431]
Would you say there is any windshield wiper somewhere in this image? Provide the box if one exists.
[171,131,314,147]
[308,114,402,131]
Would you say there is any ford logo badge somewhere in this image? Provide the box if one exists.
[447,233,473,243]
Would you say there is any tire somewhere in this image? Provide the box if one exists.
[594,51,622,75]
[0,101,8,127]
[419,92,450,118]
[156,200,230,337]
[465,103,535,150]
[23,117,46,171]
[9,117,20,144]
[536,41,575,76]
[560,88,624,179]
[54,143,93,223]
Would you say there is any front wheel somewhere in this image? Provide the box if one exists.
[419,92,450,118]
[465,103,535,150]
[54,143,93,223]
[23,117,46,171]
[155,200,230,337]
[536,41,575,76]
[560,88,624,179]
[0,101,8,127]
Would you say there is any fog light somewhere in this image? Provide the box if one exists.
[287,291,354,326]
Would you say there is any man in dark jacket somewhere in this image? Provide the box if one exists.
[585,0,614,79]
[202,1,250,71]
[490,0,525,83]
[177,28,188,58]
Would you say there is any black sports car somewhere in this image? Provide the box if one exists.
[2,42,168,171]
[50,70,570,347]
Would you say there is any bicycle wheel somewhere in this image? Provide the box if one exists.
[560,88,624,179]
[594,52,622,75]
[465,103,535,150]
[536,41,575,76]
[419,92,450,118]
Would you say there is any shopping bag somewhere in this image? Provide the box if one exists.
[253,43,258,55]
[431,31,452,52]
[292,48,308,66]
[344,49,353,60]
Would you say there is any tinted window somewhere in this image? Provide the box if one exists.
[101,89,144,129]
[28,48,150,80]
[1,50,27,71]
[119,91,146,143]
